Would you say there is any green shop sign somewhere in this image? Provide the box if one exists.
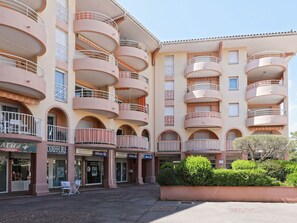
[0,141,37,153]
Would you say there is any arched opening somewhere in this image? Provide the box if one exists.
[189,130,219,140]
[157,131,181,152]
[116,125,136,135]
[76,116,105,129]
[226,129,242,150]
[47,107,68,142]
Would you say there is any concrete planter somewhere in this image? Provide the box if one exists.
[160,186,297,203]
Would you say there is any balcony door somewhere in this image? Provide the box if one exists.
[195,106,211,112]
[47,114,56,141]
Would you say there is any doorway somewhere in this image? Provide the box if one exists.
[116,160,127,183]
[0,155,7,193]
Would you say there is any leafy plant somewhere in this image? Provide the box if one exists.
[286,173,297,187]
[156,168,180,186]
[231,160,257,170]
[257,160,286,181]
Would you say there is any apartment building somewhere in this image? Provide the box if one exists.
[0,0,297,195]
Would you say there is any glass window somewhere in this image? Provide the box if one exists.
[55,28,68,62]
[55,70,67,102]
[165,81,174,90]
[229,103,239,117]
[229,77,238,90]
[165,55,174,76]
[164,107,174,116]
[229,50,239,64]
[195,106,211,112]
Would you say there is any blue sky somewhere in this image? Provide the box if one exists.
[118,0,297,134]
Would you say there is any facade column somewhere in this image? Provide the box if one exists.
[145,155,156,183]
[242,153,248,160]
[136,153,143,184]
[104,149,117,188]
[67,144,75,183]
[30,142,49,195]
[215,151,226,168]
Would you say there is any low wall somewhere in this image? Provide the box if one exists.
[160,186,297,203]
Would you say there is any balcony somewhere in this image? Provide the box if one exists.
[226,140,240,151]
[18,0,47,12]
[75,128,116,148]
[116,135,149,151]
[0,53,46,100]
[74,50,119,87]
[115,71,149,98]
[0,111,41,142]
[185,111,223,128]
[0,0,46,57]
[117,103,148,126]
[185,139,221,153]
[245,51,287,80]
[74,11,119,52]
[246,109,287,127]
[185,84,222,103]
[73,89,119,118]
[184,56,222,78]
[115,40,149,72]
[47,125,68,143]
[157,141,181,152]
[246,80,286,105]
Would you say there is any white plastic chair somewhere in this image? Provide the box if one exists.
[72,180,81,194]
[61,181,73,196]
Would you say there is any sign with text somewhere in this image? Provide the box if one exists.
[0,141,37,153]
[127,154,137,159]
[47,145,68,155]
[143,154,153,160]
[93,151,107,157]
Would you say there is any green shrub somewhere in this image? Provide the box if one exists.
[160,162,175,170]
[231,160,257,170]
[208,169,276,186]
[286,173,297,187]
[257,160,285,181]
[284,162,297,175]
[156,168,180,186]
[175,156,213,186]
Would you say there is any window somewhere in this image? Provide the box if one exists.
[164,107,174,116]
[195,106,211,112]
[56,28,68,62]
[165,81,174,90]
[56,0,68,23]
[228,50,239,64]
[229,103,239,117]
[229,77,239,90]
[165,55,174,76]
[164,107,174,126]
[55,70,67,102]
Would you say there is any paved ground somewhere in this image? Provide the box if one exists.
[0,184,297,223]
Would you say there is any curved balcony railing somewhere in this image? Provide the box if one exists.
[119,103,148,114]
[47,125,68,143]
[0,111,41,137]
[247,109,285,118]
[0,0,45,29]
[75,11,118,31]
[75,89,120,103]
[185,111,221,120]
[0,52,44,77]
[75,50,118,66]
[246,80,285,90]
[185,139,221,151]
[157,141,181,152]
[117,135,149,150]
[119,40,148,53]
[119,71,149,84]
[187,56,220,66]
[187,83,220,92]
[247,51,286,62]
[75,128,116,145]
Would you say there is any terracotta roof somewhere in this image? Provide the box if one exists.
[162,30,297,45]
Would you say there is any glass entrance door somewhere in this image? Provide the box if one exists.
[116,161,127,183]
[47,158,67,188]
[0,156,7,193]
[86,161,102,185]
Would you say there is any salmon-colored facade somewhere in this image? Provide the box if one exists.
[0,0,297,195]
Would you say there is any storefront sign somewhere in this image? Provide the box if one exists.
[76,148,92,155]
[127,154,138,159]
[0,141,36,153]
[143,154,153,160]
[116,152,127,158]
[93,151,107,157]
[47,145,68,155]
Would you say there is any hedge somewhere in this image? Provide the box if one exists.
[231,160,257,170]
[286,173,297,187]
[156,168,180,186]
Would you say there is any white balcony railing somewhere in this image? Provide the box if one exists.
[56,2,68,23]
[247,109,286,118]
[0,111,41,137]
[165,90,174,100]
[56,43,68,62]
[75,11,118,30]
[75,50,118,67]
[117,135,149,150]
[246,80,285,90]
[119,40,148,53]
[187,83,220,92]
[247,51,286,62]
[185,139,221,151]
[185,111,221,120]
[119,71,149,84]
[0,0,45,29]
[119,103,148,114]
[0,52,44,77]
[157,141,181,152]
[75,89,120,103]
[55,84,67,103]
[187,56,220,66]
[47,125,68,143]
[164,115,174,126]
[75,128,116,145]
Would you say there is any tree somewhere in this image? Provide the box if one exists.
[288,131,297,161]
[233,135,289,161]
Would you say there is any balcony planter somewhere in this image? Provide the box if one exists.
[160,186,297,203]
